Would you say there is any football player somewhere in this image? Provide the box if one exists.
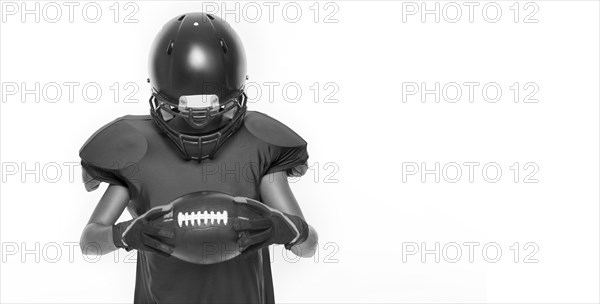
[79,12,318,303]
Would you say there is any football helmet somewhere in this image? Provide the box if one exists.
[148,12,248,161]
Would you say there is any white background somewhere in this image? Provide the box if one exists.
[1,1,599,303]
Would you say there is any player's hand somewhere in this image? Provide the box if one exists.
[232,197,309,254]
[112,205,175,257]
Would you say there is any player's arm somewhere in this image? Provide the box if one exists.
[234,112,316,257]
[80,184,130,256]
[80,184,175,257]
[79,118,174,257]
[232,171,318,258]
[259,171,318,258]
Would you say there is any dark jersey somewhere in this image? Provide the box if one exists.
[79,111,309,304]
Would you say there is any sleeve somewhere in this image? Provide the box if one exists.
[265,143,309,177]
[80,161,126,191]
[79,117,148,192]
[244,112,309,178]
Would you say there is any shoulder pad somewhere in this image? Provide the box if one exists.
[79,117,148,170]
[244,111,306,148]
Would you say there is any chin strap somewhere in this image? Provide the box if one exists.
[150,93,247,161]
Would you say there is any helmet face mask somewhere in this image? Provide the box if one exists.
[147,12,248,161]
[151,90,244,129]
[149,93,247,161]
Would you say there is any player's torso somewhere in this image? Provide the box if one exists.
[121,114,268,217]
[118,114,274,304]
[78,110,304,303]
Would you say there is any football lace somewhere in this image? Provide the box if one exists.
[177,210,229,227]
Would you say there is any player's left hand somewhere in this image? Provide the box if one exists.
[232,197,309,254]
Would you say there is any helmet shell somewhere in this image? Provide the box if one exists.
[149,12,247,105]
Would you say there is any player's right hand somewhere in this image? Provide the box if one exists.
[112,205,175,257]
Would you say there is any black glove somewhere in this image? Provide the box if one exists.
[113,205,175,257]
[232,197,309,254]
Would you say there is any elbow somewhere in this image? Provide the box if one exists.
[79,224,91,255]
[300,246,316,258]
[294,225,318,258]
[79,223,103,256]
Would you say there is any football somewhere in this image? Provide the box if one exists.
[157,191,262,265]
